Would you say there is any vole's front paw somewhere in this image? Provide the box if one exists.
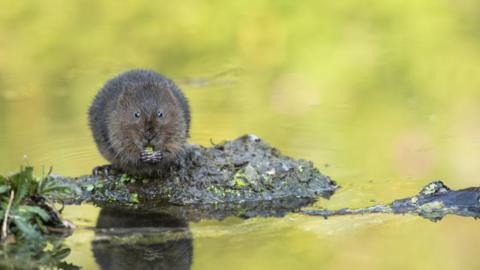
[140,151,163,163]
[92,164,118,176]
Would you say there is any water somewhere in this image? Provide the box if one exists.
[1,0,480,269]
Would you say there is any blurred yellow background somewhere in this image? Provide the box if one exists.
[1,0,480,269]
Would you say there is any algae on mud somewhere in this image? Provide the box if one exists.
[54,135,338,210]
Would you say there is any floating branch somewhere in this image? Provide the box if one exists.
[303,181,480,221]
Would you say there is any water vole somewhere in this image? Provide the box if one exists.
[88,69,190,176]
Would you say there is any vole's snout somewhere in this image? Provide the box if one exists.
[144,126,157,143]
[144,131,155,141]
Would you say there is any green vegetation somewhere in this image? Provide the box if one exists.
[81,173,141,205]
[231,171,248,189]
[0,167,78,269]
[0,237,80,270]
[0,166,74,243]
[144,146,155,155]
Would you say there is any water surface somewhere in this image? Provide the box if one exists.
[1,1,480,269]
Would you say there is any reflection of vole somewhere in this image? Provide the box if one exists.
[88,69,190,176]
[93,207,192,270]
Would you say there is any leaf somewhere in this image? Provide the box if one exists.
[12,216,43,242]
[18,206,50,222]
[51,247,71,261]
[0,175,7,185]
[39,178,72,196]
[37,176,76,201]
[0,184,10,194]
[56,262,81,270]
[10,166,37,206]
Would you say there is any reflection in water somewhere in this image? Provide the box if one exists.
[179,68,243,89]
[0,237,79,270]
[131,197,320,222]
[90,196,318,270]
[92,207,192,270]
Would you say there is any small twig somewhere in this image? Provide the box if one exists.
[57,200,65,213]
[2,190,15,240]
[209,138,217,146]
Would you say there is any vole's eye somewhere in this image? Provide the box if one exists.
[157,111,164,118]
[134,111,141,118]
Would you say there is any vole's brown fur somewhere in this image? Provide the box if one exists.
[88,70,190,176]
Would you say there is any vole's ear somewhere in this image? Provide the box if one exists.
[117,83,139,108]
[117,90,133,108]
[163,81,180,106]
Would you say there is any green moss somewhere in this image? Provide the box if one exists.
[85,184,94,192]
[233,178,247,189]
[131,193,139,204]
[79,174,142,206]
[422,183,438,195]
[418,201,444,212]
[94,181,104,189]
[208,186,223,195]
[410,196,418,204]
[231,171,249,189]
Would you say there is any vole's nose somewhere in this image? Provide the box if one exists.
[144,127,156,141]
[145,132,155,141]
